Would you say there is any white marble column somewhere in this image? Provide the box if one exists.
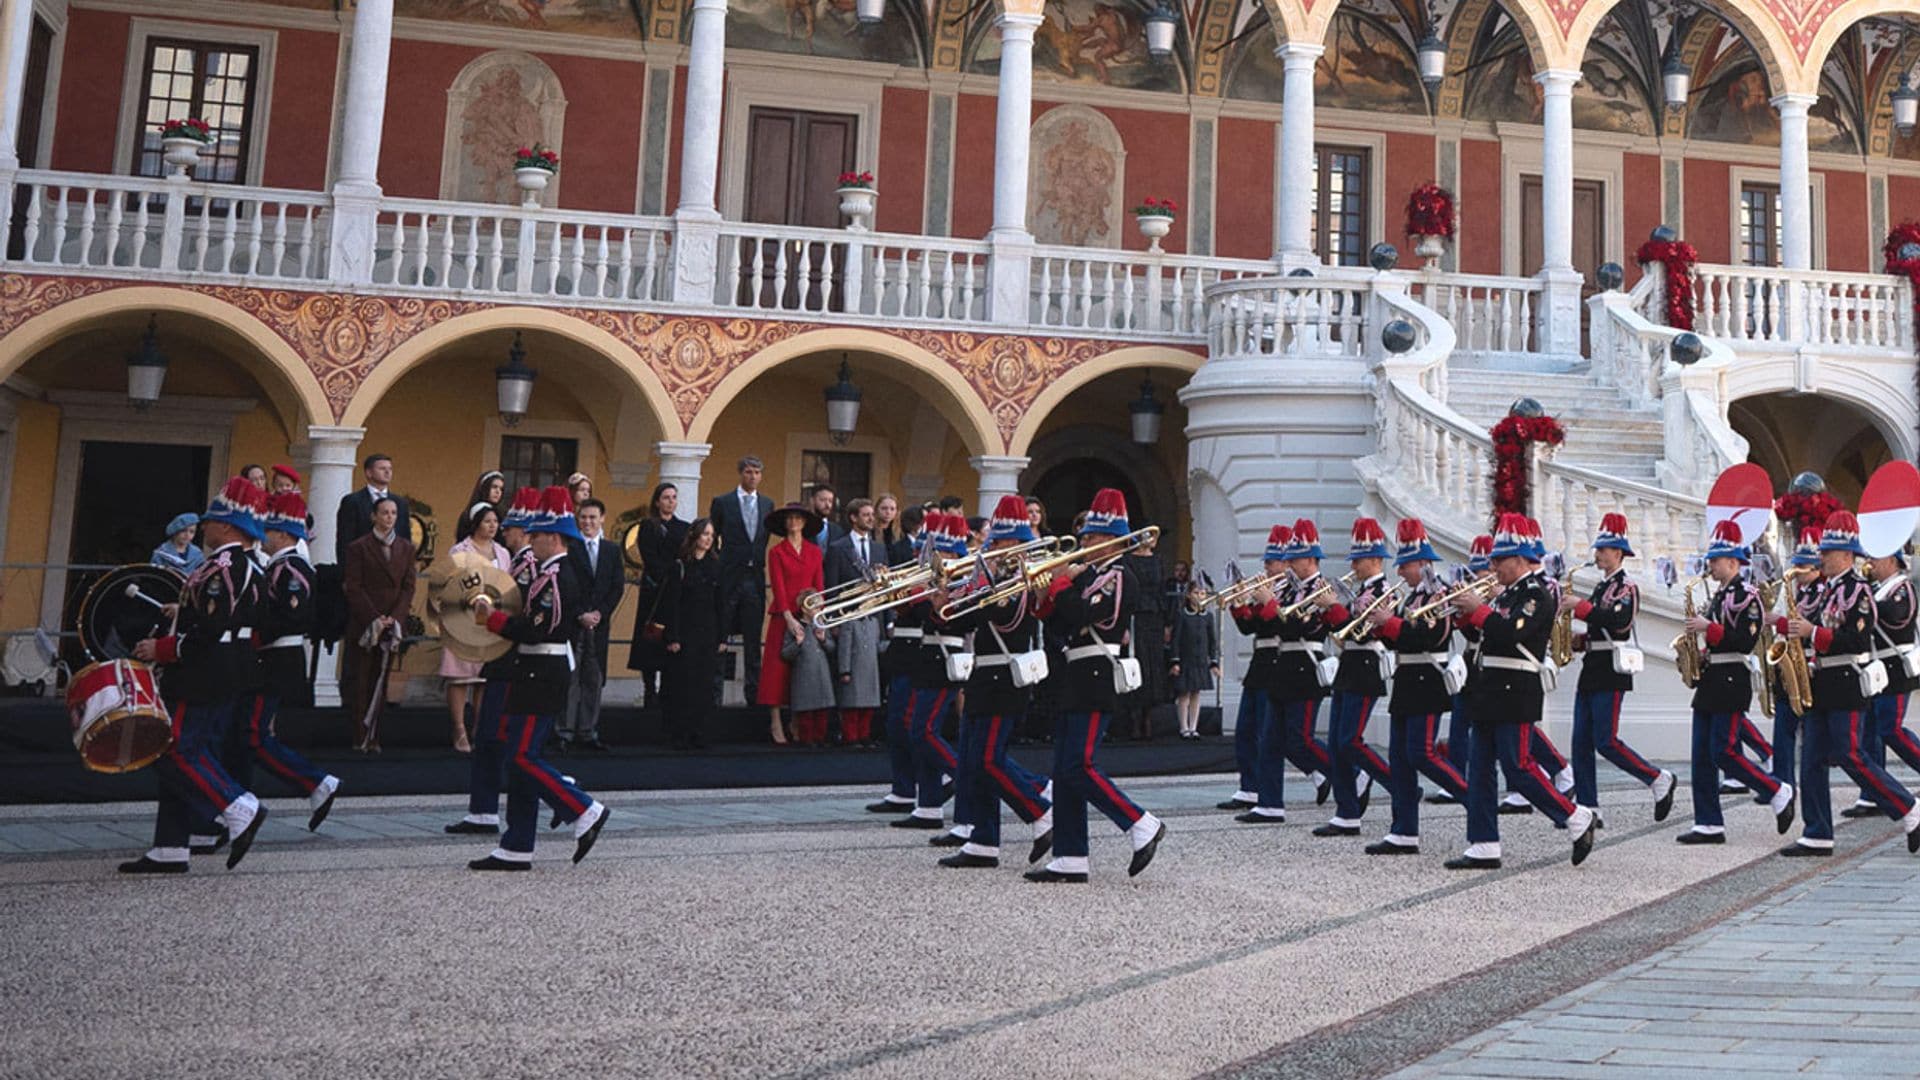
[654,441,712,523]
[986,12,1044,324]
[1773,93,1816,271]
[305,424,365,708]
[1534,68,1584,354]
[0,0,35,173]
[671,0,728,303]
[970,454,1030,517]
[1273,42,1323,269]
[326,0,393,284]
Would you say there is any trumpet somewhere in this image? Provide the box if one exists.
[939,527,1159,620]
[1201,567,1293,612]
[1332,582,1407,642]
[1407,574,1499,619]
[1281,572,1357,616]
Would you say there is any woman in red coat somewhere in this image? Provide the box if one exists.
[756,502,824,743]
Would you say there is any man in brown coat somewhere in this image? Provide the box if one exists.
[342,494,416,750]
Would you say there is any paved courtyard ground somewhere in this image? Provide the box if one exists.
[2,769,1916,1079]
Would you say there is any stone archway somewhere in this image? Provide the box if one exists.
[1027,423,1182,544]
[1729,392,1897,508]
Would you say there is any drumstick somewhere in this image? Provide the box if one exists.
[123,584,165,610]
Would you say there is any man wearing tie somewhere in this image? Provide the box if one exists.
[811,484,847,550]
[827,499,884,746]
[562,499,623,752]
[710,456,775,704]
[334,454,411,553]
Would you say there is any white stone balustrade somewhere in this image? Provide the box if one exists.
[1410,271,1542,356]
[372,198,675,302]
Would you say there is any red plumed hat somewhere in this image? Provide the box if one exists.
[204,475,268,540]
[1264,524,1292,560]
[1347,517,1389,560]
[262,491,309,540]
[1082,488,1131,537]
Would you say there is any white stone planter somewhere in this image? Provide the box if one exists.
[837,186,877,231]
[1413,233,1446,259]
[1136,213,1174,252]
[160,137,205,177]
[514,166,554,207]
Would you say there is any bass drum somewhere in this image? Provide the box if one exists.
[75,564,184,662]
[66,659,173,773]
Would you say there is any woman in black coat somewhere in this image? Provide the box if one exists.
[626,483,690,705]
[658,517,722,750]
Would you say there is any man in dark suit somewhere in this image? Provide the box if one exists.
[561,499,623,751]
[334,453,411,555]
[825,498,883,591]
[809,483,847,550]
[710,456,774,703]
[342,495,416,750]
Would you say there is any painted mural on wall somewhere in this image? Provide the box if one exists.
[441,52,568,204]
[252,0,642,35]
[720,0,921,64]
[970,1,1179,93]
[1223,17,1424,113]
[1462,47,1655,135]
[1027,105,1124,248]
[1688,65,1856,152]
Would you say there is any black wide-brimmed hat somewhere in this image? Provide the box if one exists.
[764,502,824,541]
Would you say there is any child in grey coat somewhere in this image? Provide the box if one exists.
[782,589,838,746]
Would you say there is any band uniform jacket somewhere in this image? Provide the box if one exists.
[1377,578,1454,718]
[1573,569,1638,694]
[1465,569,1553,719]
[1040,560,1138,713]
[1323,573,1390,698]
[944,590,1039,717]
[487,552,585,717]
[1230,578,1289,694]
[1873,574,1916,696]
[480,543,538,684]
[1692,575,1761,714]
[1272,572,1332,701]
[883,595,954,690]
[151,542,261,706]
[255,547,316,707]
[1799,569,1877,712]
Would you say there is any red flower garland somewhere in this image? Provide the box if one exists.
[1404,182,1456,241]
[1635,237,1699,331]
[1490,414,1566,519]
[1884,221,1920,361]
[1773,491,1841,539]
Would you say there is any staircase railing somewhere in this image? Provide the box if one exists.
[1408,270,1541,356]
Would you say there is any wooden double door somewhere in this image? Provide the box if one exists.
[740,107,857,310]
[1521,176,1606,351]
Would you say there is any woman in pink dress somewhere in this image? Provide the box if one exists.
[438,502,513,752]
[756,502,824,745]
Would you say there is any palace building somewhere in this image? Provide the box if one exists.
[1,0,1916,745]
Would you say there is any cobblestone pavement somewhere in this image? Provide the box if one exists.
[2,768,1915,1079]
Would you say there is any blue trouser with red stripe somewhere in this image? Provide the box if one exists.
[1801,708,1916,845]
[1771,696,1802,786]
[1388,711,1468,839]
[1329,691,1389,820]
[1466,720,1574,844]
[1690,711,1781,829]
[228,692,328,796]
[501,713,593,856]
[1571,690,1660,808]
[1869,692,1920,774]
[1500,726,1567,794]
[906,686,959,812]
[467,679,511,818]
[1051,710,1144,859]
[963,711,1051,848]
[154,699,247,848]
[1447,693,1472,776]
[884,674,915,801]
[1233,691,1268,796]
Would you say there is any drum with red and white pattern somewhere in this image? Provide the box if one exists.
[65,659,173,773]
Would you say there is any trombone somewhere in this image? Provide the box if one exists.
[935,535,1075,591]
[1280,572,1357,616]
[1332,582,1408,642]
[939,526,1159,620]
[807,561,939,629]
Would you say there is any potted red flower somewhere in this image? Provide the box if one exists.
[1404,182,1456,261]
[836,170,877,231]
[512,144,560,206]
[156,118,213,176]
[1132,197,1178,251]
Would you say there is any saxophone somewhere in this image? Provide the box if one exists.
[1671,577,1703,688]
[1549,562,1590,668]
[1765,572,1815,714]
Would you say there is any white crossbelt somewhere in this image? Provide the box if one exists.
[1706,653,1749,666]
[924,635,965,648]
[1252,637,1280,651]
[1874,645,1907,660]
[1480,656,1540,673]
[262,635,304,650]
[1277,641,1323,653]
[973,654,1011,667]
[1815,652,1871,670]
[518,643,570,656]
[1585,640,1616,651]
[889,628,924,640]
[1065,643,1120,662]
[1397,652,1451,666]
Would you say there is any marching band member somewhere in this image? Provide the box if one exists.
[1436,534,1495,801]
[1024,489,1165,883]
[1783,512,1920,856]
[121,477,271,874]
[1229,525,1299,823]
[447,487,540,835]
[890,513,969,833]
[1678,521,1795,845]
[1864,546,1920,784]
[1311,519,1394,838]
[1769,528,1822,789]
[1560,514,1676,822]
[1270,520,1337,811]
[867,507,929,815]
[1363,519,1466,854]
[237,492,340,832]
[937,496,1054,869]
[1447,515,1597,870]
[467,486,610,871]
